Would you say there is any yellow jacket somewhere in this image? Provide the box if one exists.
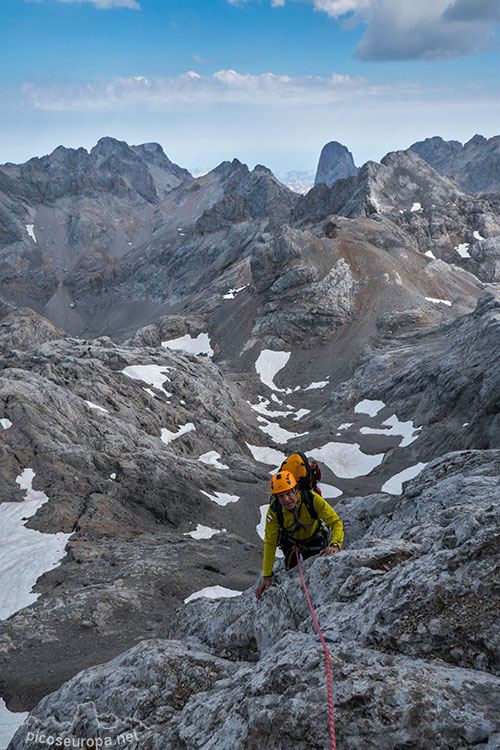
[262,490,344,577]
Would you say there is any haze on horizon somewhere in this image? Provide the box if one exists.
[2,0,500,174]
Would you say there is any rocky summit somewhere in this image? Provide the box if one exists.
[314,141,359,187]
[0,135,499,750]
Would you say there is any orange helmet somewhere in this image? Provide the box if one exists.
[270,470,297,494]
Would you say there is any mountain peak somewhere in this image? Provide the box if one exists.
[314,140,359,187]
[49,144,89,161]
[90,136,134,164]
[466,134,488,147]
[409,133,500,192]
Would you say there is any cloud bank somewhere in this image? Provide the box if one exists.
[350,0,500,61]
[231,0,500,61]
[20,70,413,112]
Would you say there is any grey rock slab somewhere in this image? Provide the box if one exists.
[314,140,359,187]
[324,293,500,463]
[0,333,269,708]
[8,613,500,748]
[410,133,500,194]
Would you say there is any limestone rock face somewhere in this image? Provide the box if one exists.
[295,149,500,284]
[324,293,500,457]
[0,334,265,709]
[249,225,357,347]
[0,137,192,334]
[9,450,500,749]
[0,301,65,353]
[1,135,499,341]
[314,140,359,187]
[1,135,500,750]
[410,134,500,194]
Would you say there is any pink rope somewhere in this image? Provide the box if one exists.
[293,547,337,750]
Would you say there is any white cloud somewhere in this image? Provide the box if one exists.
[350,0,500,61]
[20,69,382,112]
[227,0,500,61]
[312,0,371,16]
[53,0,141,7]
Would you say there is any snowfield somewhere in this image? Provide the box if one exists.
[0,470,71,621]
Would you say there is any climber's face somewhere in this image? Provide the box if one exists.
[277,487,298,511]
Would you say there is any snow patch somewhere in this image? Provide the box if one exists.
[303,379,329,391]
[200,490,239,506]
[425,297,452,306]
[0,697,28,750]
[360,414,421,447]
[381,462,428,495]
[455,243,471,258]
[199,488,239,506]
[256,505,268,541]
[425,250,436,259]
[255,350,290,391]
[184,585,242,604]
[162,333,213,357]
[247,397,292,418]
[198,451,229,470]
[0,469,71,620]
[473,231,485,241]
[320,484,343,499]
[354,399,385,417]
[256,416,308,444]
[84,400,109,414]
[160,422,195,445]
[122,365,173,396]
[338,422,352,431]
[110,473,116,480]
[184,524,226,539]
[292,408,311,421]
[25,224,36,242]
[0,419,12,429]
[410,203,422,212]
[313,442,385,479]
[223,284,248,300]
[256,508,283,555]
[245,443,287,467]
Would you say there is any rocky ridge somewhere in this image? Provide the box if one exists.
[8,449,500,749]
[1,135,500,749]
[410,134,500,194]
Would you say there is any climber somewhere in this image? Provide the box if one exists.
[255,470,344,599]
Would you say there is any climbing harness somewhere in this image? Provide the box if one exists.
[291,546,337,750]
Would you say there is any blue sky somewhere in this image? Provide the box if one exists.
[2,0,500,173]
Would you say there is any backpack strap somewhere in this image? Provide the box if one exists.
[301,487,319,521]
[270,495,284,528]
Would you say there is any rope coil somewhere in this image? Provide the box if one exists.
[292,546,337,750]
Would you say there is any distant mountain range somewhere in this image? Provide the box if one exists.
[315,133,500,194]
